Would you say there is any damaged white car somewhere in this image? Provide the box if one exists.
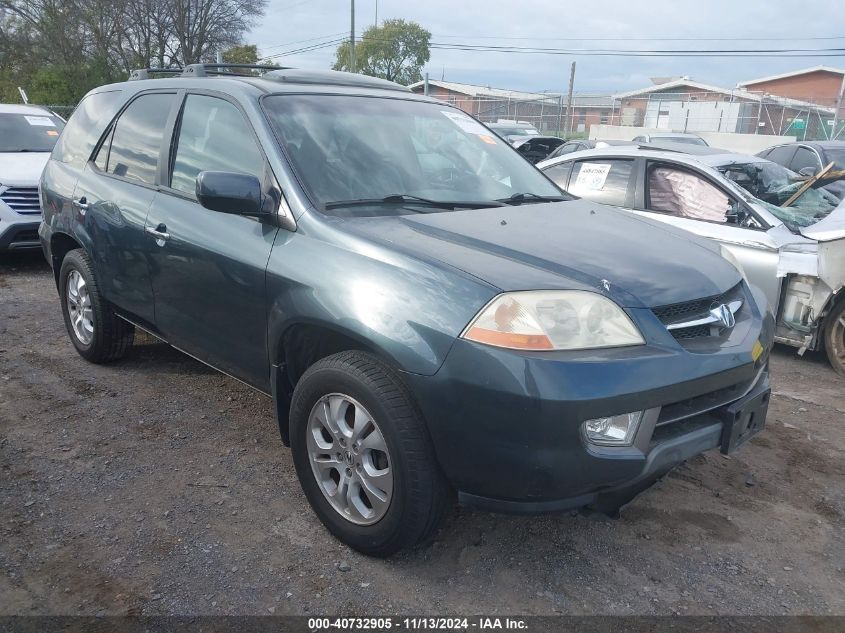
[538,145,845,375]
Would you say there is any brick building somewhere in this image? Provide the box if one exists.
[408,73,840,140]
[738,66,845,115]
[612,77,836,139]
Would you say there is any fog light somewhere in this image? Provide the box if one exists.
[583,412,643,446]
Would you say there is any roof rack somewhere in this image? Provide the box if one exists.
[181,63,285,77]
[128,63,286,81]
[128,68,182,81]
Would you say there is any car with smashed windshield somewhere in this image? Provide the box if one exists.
[538,145,845,375]
[40,67,773,556]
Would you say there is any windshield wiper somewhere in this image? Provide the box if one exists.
[324,194,505,211]
[497,192,571,205]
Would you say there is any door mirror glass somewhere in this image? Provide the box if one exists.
[798,166,819,177]
[196,171,263,216]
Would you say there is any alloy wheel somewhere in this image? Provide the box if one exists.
[306,393,394,525]
[66,270,94,345]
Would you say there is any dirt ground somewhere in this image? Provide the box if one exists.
[1,251,844,617]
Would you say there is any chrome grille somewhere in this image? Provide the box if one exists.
[653,284,744,341]
[1,186,41,214]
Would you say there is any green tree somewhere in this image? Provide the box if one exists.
[333,19,430,85]
[222,44,258,64]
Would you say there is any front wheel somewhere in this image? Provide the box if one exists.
[289,351,450,557]
[823,299,845,377]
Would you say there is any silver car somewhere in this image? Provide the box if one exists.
[538,146,845,375]
[0,103,66,251]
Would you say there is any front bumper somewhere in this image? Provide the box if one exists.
[405,284,775,513]
[0,219,41,251]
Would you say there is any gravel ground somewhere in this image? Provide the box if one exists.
[1,252,844,617]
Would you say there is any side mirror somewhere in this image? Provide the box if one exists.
[798,166,819,178]
[196,171,264,216]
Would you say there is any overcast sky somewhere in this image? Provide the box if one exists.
[249,0,844,96]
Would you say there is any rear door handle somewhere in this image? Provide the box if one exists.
[145,223,170,243]
[73,196,89,212]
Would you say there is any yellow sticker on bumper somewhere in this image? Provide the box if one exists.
[752,340,764,361]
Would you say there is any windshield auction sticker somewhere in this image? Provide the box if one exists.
[24,115,56,127]
[440,110,491,136]
[574,162,612,190]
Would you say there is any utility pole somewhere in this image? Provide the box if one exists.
[216,50,223,64]
[832,73,845,140]
[565,61,576,136]
[374,0,378,26]
[350,0,356,73]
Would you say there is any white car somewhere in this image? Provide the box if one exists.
[538,145,845,375]
[0,104,66,252]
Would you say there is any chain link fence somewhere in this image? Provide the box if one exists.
[425,90,844,141]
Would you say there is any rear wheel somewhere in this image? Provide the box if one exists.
[289,351,449,557]
[823,299,845,377]
[59,249,134,363]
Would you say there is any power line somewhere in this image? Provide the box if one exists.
[263,37,346,59]
[260,36,845,61]
[434,34,845,42]
[259,32,346,52]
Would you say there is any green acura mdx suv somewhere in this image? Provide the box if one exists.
[40,66,774,556]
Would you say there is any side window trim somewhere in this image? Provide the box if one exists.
[88,89,179,190]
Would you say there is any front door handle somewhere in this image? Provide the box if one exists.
[145,223,170,243]
[73,197,89,213]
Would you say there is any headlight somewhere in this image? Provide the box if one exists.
[461,290,645,351]
[719,245,747,280]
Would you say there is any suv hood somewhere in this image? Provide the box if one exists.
[0,152,51,185]
[800,199,845,242]
[344,200,741,308]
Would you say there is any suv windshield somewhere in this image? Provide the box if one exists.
[0,112,65,152]
[717,159,839,231]
[263,95,562,216]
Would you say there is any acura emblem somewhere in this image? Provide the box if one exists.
[710,303,735,329]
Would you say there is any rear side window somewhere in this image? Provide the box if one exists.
[790,147,821,174]
[567,160,632,206]
[647,164,730,223]
[52,91,123,168]
[105,93,175,185]
[170,95,265,196]
[543,162,573,188]
[764,145,797,167]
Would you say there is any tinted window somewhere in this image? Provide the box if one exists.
[93,127,112,172]
[566,160,632,206]
[790,147,821,173]
[52,91,123,168]
[764,145,797,167]
[547,143,575,160]
[170,95,265,195]
[107,93,175,185]
[647,164,730,223]
[0,113,65,152]
[822,147,845,170]
[543,163,573,188]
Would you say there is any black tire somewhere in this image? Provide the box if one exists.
[823,299,845,377]
[289,351,450,557]
[59,249,134,363]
